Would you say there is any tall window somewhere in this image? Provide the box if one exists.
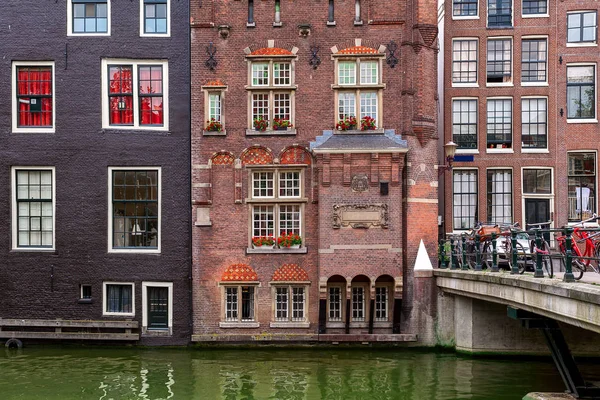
[487,170,512,224]
[487,39,512,84]
[453,0,478,17]
[452,99,477,150]
[70,0,109,34]
[14,64,54,130]
[487,99,512,148]
[209,93,221,122]
[521,39,547,83]
[568,153,596,221]
[522,98,547,149]
[142,0,169,36]
[111,169,160,251]
[453,170,478,230]
[328,286,343,322]
[225,286,256,322]
[250,170,303,248]
[13,168,54,249]
[104,283,134,315]
[351,286,366,322]
[248,0,255,26]
[567,65,595,120]
[452,40,478,84]
[488,0,512,27]
[567,12,597,44]
[274,286,306,322]
[522,0,547,15]
[103,59,168,130]
[375,286,389,322]
[328,0,335,23]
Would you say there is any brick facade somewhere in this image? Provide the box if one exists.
[191,0,439,341]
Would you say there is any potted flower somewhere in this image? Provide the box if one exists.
[272,118,293,131]
[336,115,357,131]
[253,116,269,132]
[206,118,223,132]
[252,236,275,249]
[361,116,376,130]
[277,232,302,249]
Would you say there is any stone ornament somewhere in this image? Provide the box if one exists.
[332,204,389,229]
[351,174,369,192]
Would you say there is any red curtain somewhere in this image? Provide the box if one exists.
[18,67,52,127]
[109,66,133,125]
[139,66,163,126]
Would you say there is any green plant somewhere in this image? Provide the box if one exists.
[360,116,376,130]
[272,118,292,129]
[277,232,302,247]
[253,116,269,131]
[252,236,274,246]
[336,115,357,131]
[206,118,223,132]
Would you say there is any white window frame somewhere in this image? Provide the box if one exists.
[327,284,345,323]
[566,63,598,123]
[270,284,310,327]
[201,84,227,134]
[452,168,479,231]
[11,61,56,134]
[350,283,368,323]
[139,0,171,37]
[521,96,549,152]
[452,38,479,87]
[566,11,598,47]
[101,58,169,131]
[67,0,111,36]
[486,96,514,153]
[252,171,275,199]
[486,167,513,225]
[374,284,392,322]
[103,282,135,317]
[107,166,162,254]
[452,97,479,154]
[219,284,260,328]
[520,36,549,87]
[520,167,555,234]
[142,281,173,334]
[11,166,56,251]
[486,37,513,87]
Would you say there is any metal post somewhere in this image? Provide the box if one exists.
[491,232,499,272]
[534,228,544,278]
[511,230,519,274]
[439,240,446,269]
[461,235,468,270]
[450,237,457,270]
[474,234,482,271]
[564,227,575,282]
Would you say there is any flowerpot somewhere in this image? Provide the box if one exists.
[274,126,288,131]
[254,244,274,249]
[290,244,301,249]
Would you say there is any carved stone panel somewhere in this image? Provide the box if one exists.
[332,204,389,229]
[351,174,369,192]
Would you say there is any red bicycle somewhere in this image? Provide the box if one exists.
[556,215,600,280]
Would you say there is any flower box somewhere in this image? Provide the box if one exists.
[252,236,275,248]
[277,232,302,248]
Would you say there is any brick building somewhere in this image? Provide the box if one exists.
[0,1,191,345]
[191,0,439,342]
[440,0,600,236]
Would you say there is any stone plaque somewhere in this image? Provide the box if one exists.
[351,174,369,192]
[332,204,389,229]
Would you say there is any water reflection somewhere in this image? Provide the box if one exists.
[0,347,593,400]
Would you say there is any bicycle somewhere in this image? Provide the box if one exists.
[556,214,600,280]
[525,221,553,278]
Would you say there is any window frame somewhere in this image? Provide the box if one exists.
[12,61,56,134]
[350,283,368,323]
[11,166,56,251]
[486,97,513,150]
[566,64,597,122]
[327,283,345,323]
[487,0,513,28]
[486,168,513,225]
[140,0,170,37]
[103,282,135,317]
[452,98,478,151]
[567,152,597,223]
[202,84,227,135]
[486,37,513,86]
[522,168,553,195]
[67,0,111,36]
[521,0,548,18]
[521,96,548,151]
[107,166,161,254]
[374,284,393,322]
[219,284,260,327]
[521,37,548,86]
[452,38,479,87]
[141,281,173,334]
[101,58,169,131]
[452,168,478,231]
[269,283,310,327]
[452,0,479,19]
[567,11,598,46]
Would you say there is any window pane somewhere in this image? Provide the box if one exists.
[292,287,305,321]
[568,153,596,221]
[359,61,378,84]
[275,287,288,321]
[279,205,301,236]
[452,99,477,149]
[486,99,512,148]
[16,66,53,128]
[351,287,365,321]
[16,170,53,248]
[252,63,269,86]
[279,171,300,197]
[453,170,477,230]
[252,172,274,198]
[338,62,356,85]
[487,170,512,225]
[521,98,547,149]
[567,66,595,119]
[523,169,551,194]
[359,92,377,122]
[487,39,511,83]
[375,287,388,321]
[338,92,356,120]
[241,286,255,321]
[273,63,291,86]
[106,284,132,314]
[252,205,274,237]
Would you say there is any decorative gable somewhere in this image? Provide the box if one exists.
[272,264,309,282]
[221,264,258,282]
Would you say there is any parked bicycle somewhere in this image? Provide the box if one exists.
[556,214,600,280]
[525,221,553,278]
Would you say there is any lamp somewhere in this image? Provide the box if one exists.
[438,141,457,175]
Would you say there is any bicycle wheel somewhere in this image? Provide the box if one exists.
[466,240,477,269]
[540,240,553,278]
[508,242,527,274]
[559,256,584,280]
[481,242,492,269]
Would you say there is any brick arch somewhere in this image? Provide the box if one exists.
[240,146,273,165]
[210,151,235,166]
[272,264,309,282]
[245,41,297,56]
[221,263,258,282]
[333,39,384,55]
[279,145,313,165]
[250,47,294,56]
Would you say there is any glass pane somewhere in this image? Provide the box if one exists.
[85,4,95,17]
[73,4,85,17]
[74,19,85,32]
[97,4,107,18]
[146,20,155,33]
[19,232,29,246]
[146,5,155,18]
[156,4,167,18]
[97,18,107,32]
[156,19,167,33]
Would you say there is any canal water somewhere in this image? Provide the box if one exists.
[0,347,596,399]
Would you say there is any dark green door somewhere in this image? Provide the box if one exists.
[525,199,550,242]
[148,287,169,330]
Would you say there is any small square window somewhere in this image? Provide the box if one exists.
[252,172,275,198]
[69,0,110,36]
[359,61,378,85]
[273,63,291,86]
[568,12,597,44]
[81,285,92,300]
[252,63,269,86]
[141,0,169,36]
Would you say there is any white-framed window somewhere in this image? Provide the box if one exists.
[11,167,56,251]
[142,282,173,334]
[140,0,170,37]
[487,38,512,85]
[453,169,478,230]
[522,0,547,17]
[249,169,304,248]
[487,169,513,225]
[103,282,135,316]
[452,98,478,150]
[568,152,596,222]
[567,11,597,45]
[67,0,110,36]
[224,285,257,322]
[567,64,596,121]
[328,284,344,322]
[522,97,547,149]
[453,0,478,18]
[521,38,547,84]
[375,285,391,322]
[338,62,357,85]
[351,284,367,322]
[359,61,378,84]
[209,94,221,122]
[12,61,56,134]
[101,59,169,131]
[452,39,478,85]
[273,285,307,322]
[108,167,161,253]
[247,60,295,131]
[486,98,512,149]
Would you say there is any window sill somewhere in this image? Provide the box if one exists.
[451,83,479,88]
[331,84,385,90]
[103,312,135,317]
[521,82,549,87]
[354,20,363,26]
[11,247,56,253]
[334,128,385,135]
[245,85,298,90]
[247,22,256,28]
[219,322,260,328]
[246,247,308,254]
[78,298,93,304]
[486,148,514,154]
[485,83,513,88]
[203,129,226,136]
[567,119,598,124]
[374,321,393,328]
[246,197,308,204]
[456,149,479,155]
[109,248,160,254]
[270,322,310,328]
[326,21,336,26]
[273,22,283,27]
[521,14,549,19]
[102,126,170,133]
[566,42,597,48]
[452,16,480,20]
[521,149,549,154]
[246,128,297,136]
[68,32,111,37]
[12,127,56,134]
[486,26,513,30]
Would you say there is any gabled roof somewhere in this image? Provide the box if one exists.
[338,45,379,55]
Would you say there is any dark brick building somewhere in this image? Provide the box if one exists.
[0,0,191,345]
[191,0,439,342]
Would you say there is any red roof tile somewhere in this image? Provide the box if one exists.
[204,79,226,86]
[222,264,258,282]
[250,47,293,56]
[272,264,309,282]
[338,45,378,55]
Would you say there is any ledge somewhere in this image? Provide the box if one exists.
[246,247,308,254]
[333,128,385,134]
[191,333,418,342]
[203,130,226,136]
[219,322,260,328]
[269,322,310,328]
[246,128,297,136]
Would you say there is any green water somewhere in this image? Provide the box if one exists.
[0,347,593,399]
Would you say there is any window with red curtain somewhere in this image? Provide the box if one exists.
[109,65,134,125]
[17,67,53,127]
[139,66,163,125]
